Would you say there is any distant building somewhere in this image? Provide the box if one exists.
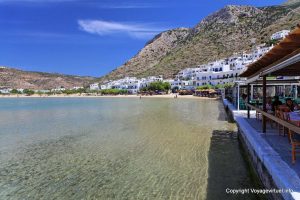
[98,75,164,94]
[174,44,273,87]
[0,87,12,94]
[72,86,83,90]
[34,89,50,93]
[17,89,24,93]
[89,83,99,90]
[51,87,66,92]
[271,30,290,40]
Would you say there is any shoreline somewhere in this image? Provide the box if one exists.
[0,94,219,100]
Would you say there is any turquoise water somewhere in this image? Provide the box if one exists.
[0,98,258,199]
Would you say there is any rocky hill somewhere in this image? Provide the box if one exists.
[99,0,300,81]
[0,67,96,90]
[103,28,191,80]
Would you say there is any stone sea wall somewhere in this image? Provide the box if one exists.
[223,99,300,200]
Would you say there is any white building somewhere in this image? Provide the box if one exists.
[175,68,201,80]
[0,87,11,94]
[175,44,273,88]
[51,87,66,92]
[34,89,50,93]
[89,83,100,90]
[17,88,24,93]
[271,30,290,40]
[72,86,83,90]
[98,75,164,94]
[139,76,163,88]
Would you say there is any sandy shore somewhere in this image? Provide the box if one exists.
[0,94,219,100]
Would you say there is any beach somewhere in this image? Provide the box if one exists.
[0,93,219,99]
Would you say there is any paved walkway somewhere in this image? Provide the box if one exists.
[246,117,300,176]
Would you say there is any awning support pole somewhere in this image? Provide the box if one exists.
[237,84,240,111]
[262,76,267,133]
[251,84,254,100]
[247,84,250,119]
[294,84,298,99]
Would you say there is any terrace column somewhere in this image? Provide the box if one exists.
[247,84,250,119]
[237,84,240,111]
[294,84,298,99]
[251,84,254,100]
[262,76,267,133]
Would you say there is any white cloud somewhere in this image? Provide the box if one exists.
[78,20,166,39]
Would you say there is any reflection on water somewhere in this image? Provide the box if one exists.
[0,98,257,199]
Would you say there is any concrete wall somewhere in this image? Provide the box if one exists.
[237,124,283,200]
[223,99,300,200]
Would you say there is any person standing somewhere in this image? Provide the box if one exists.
[272,96,282,111]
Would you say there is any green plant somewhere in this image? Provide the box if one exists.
[101,89,128,95]
[23,89,35,96]
[10,89,19,94]
[141,82,171,92]
[197,84,213,90]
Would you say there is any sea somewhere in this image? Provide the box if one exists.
[0,98,260,199]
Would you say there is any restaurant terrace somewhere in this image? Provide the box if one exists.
[224,24,300,200]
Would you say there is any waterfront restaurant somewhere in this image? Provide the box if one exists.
[240,24,300,134]
[224,24,300,200]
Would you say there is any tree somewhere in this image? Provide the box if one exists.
[10,89,19,94]
[142,82,171,93]
[162,82,171,91]
[23,89,35,96]
[197,84,213,90]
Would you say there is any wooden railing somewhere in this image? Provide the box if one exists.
[246,103,300,134]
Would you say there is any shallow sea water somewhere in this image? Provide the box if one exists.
[0,98,258,199]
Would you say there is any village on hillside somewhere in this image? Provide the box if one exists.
[0,30,290,96]
[88,30,289,94]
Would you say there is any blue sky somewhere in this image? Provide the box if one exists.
[0,0,285,77]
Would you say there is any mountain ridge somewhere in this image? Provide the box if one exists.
[0,66,96,90]
[99,2,300,82]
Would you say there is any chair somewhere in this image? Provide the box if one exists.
[288,130,300,164]
[239,99,246,110]
[255,105,262,120]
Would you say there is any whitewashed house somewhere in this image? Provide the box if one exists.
[140,76,163,88]
[51,87,66,92]
[175,44,273,87]
[17,89,24,93]
[34,89,50,93]
[72,86,83,90]
[0,87,11,94]
[271,30,290,40]
[89,83,100,90]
